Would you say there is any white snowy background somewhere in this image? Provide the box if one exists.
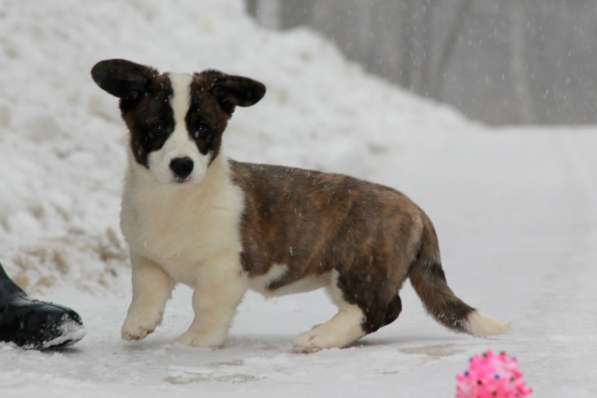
[0,0,595,396]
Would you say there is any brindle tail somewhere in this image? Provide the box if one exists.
[408,217,510,336]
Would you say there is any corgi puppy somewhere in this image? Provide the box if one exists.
[91,59,509,352]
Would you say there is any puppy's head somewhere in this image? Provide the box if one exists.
[91,59,265,185]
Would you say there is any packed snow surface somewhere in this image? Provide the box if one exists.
[0,0,595,397]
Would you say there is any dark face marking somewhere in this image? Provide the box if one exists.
[91,59,177,168]
[185,70,267,164]
[91,59,266,174]
[123,75,175,167]
[185,73,230,163]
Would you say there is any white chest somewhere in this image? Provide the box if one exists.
[121,161,245,285]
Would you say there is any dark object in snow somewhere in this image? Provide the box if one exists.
[0,263,85,350]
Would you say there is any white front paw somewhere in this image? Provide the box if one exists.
[121,307,163,341]
[176,329,226,348]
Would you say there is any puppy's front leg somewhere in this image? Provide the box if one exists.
[177,254,247,348]
[122,253,174,341]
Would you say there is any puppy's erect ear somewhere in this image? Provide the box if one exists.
[208,71,266,115]
[91,59,158,100]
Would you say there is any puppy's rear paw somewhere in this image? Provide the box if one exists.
[176,330,225,348]
[293,328,338,353]
[121,308,163,341]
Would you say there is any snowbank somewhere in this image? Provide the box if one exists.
[0,0,468,291]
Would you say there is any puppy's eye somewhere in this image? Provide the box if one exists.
[147,125,166,139]
[192,124,211,140]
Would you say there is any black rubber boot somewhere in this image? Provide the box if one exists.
[0,264,85,350]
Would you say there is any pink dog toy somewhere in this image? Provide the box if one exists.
[456,351,533,398]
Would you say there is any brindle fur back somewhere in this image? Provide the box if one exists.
[231,161,425,333]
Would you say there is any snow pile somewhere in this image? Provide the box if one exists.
[0,0,467,291]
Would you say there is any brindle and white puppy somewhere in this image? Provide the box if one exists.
[91,59,509,352]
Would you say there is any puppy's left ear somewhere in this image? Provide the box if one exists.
[210,73,266,115]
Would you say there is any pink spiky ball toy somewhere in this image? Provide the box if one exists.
[456,351,533,398]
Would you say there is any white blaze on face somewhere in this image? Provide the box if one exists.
[147,73,210,185]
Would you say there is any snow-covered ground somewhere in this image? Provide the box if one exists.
[0,1,595,396]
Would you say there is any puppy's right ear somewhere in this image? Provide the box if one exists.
[91,59,158,100]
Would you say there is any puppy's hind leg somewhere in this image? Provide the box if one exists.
[293,271,368,353]
[122,253,175,341]
[293,269,403,353]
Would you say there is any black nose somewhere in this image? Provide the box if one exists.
[169,157,194,179]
